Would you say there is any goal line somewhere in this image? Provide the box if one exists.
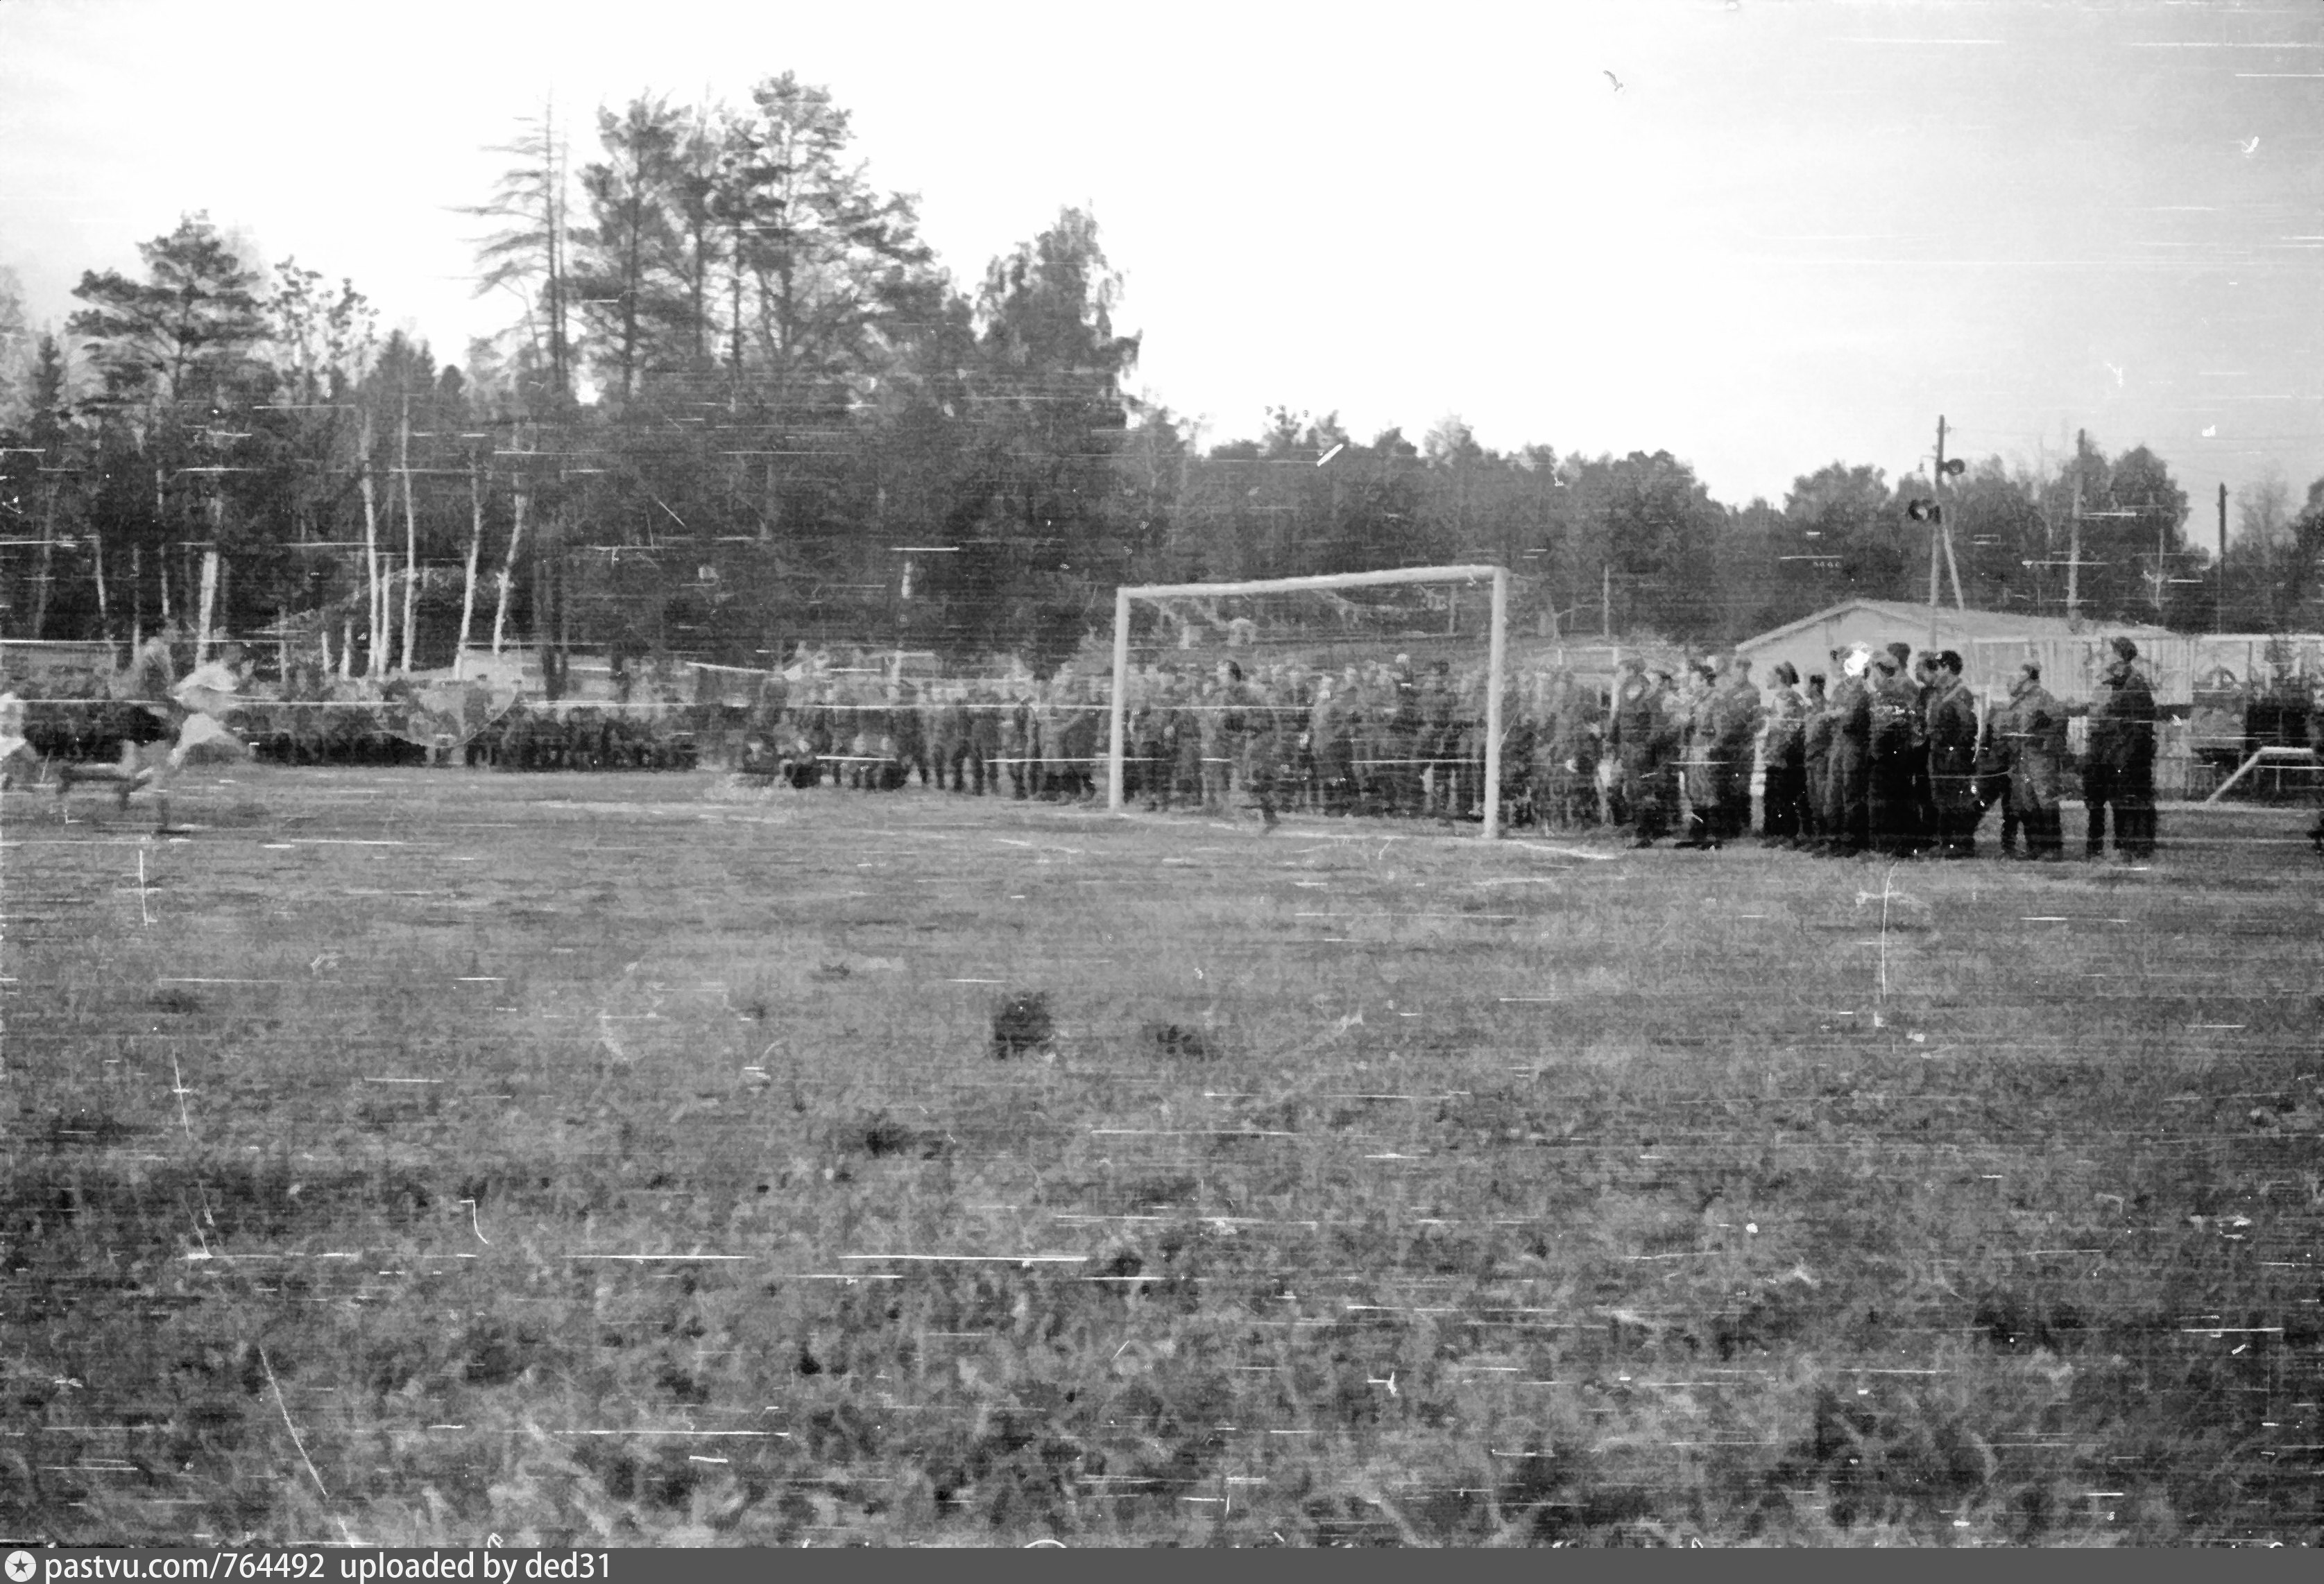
[1106,563,1512,837]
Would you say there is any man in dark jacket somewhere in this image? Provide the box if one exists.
[2083,636,2159,860]
[1924,651,1981,859]
[1825,646,1874,855]
[2005,661,2067,859]
[1975,683,2019,856]
[1867,645,1922,856]
[1910,651,1940,850]
[1799,672,1832,849]
[1712,657,1765,843]
[1607,655,1662,845]
[1760,662,1809,845]
[1650,669,1686,842]
[966,685,1002,795]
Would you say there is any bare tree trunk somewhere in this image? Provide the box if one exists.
[31,483,55,639]
[131,542,144,649]
[91,531,110,653]
[492,431,529,655]
[399,398,419,673]
[358,409,382,675]
[456,454,485,678]
[379,553,397,673]
[200,499,224,660]
[531,546,552,698]
[152,465,167,643]
[196,549,219,662]
[554,512,572,700]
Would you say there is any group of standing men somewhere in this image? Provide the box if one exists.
[1607,634,2160,861]
[747,635,2163,862]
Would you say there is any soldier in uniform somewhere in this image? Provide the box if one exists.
[1525,672,1562,829]
[2083,635,2158,860]
[1797,672,1832,849]
[889,680,930,789]
[1650,669,1686,841]
[1606,655,1663,845]
[1311,673,1354,816]
[1825,646,1874,856]
[1355,664,1392,816]
[804,681,839,789]
[1974,676,2018,856]
[930,682,968,793]
[2003,660,2067,859]
[1381,656,1420,817]
[1714,655,1765,844]
[963,683,1000,795]
[1127,669,1166,809]
[1201,662,1242,812]
[1867,644,1922,856]
[1811,648,1847,841]
[1167,672,1203,809]
[1238,667,1284,828]
[1280,671,1319,813]
[1052,671,1101,802]
[1674,663,1720,847]
[1924,651,1981,859]
[1000,683,1036,800]
[1759,662,1808,845]
[1909,650,1940,851]
[1562,670,1604,827]
[1414,660,1458,816]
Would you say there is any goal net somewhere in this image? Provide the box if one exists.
[1105,564,1511,836]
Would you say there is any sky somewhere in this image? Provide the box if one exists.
[2,0,2320,540]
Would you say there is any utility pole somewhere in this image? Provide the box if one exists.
[2216,481,2228,635]
[1926,414,1963,648]
[2065,429,2085,633]
[1929,415,1947,617]
[2153,492,2168,619]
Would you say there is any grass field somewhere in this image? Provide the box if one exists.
[2,767,2319,1547]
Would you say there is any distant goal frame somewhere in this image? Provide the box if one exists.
[1107,563,1512,838]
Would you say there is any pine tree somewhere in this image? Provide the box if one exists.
[463,105,578,411]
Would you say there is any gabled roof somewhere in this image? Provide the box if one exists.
[1738,598,2176,651]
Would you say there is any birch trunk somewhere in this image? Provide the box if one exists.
[491,432,529,655]
[196,549,219,662]
[399,399,418,674]
[379,554,396,673]
[92,532,110,653]
[358,410,382,675]
[456,455,484,678]
[152,465,166,642]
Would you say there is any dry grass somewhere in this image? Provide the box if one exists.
[1,768,2318,1547]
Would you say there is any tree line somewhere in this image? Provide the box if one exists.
[2,75,2320,691]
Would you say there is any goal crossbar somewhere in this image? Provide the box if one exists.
[1107,563,1511,836]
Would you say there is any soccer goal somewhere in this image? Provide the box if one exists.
[1105,563,1511,836]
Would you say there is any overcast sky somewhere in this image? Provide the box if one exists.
[3,0,2318,537]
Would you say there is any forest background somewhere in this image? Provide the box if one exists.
[4,79,2322,686]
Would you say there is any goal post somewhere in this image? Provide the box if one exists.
[1107,562,1512,836]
